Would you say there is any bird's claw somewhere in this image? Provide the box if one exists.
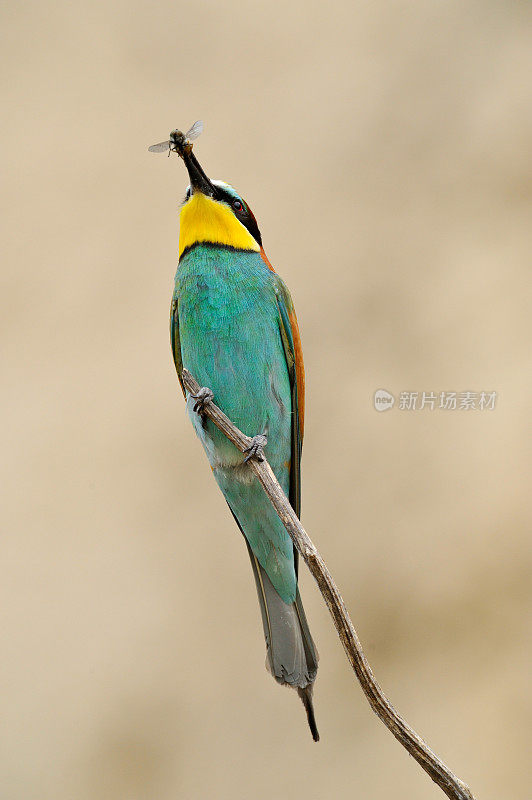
[244,434,268,463]
[191,386,214,414]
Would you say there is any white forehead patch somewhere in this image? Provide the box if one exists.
[185,180,233,191]
[183,180,241,206]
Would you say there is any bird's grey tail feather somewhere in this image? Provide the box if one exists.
[246,543,319,741]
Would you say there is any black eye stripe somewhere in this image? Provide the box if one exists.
[211,186,263,247]
[215,186,243,209]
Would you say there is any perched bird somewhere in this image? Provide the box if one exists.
[150,124,319,740]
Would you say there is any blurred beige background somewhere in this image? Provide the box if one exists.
[1,1,531,798]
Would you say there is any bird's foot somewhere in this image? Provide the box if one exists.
[191,386,214,414]
[244,433,268,463]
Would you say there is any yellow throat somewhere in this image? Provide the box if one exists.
[179,192,260,259]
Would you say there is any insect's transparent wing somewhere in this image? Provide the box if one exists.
[148,141,171,153]
[185,120,204,142]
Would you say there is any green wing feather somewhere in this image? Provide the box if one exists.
[170,293,185,397]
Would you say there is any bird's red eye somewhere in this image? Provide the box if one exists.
[232,199,243,211]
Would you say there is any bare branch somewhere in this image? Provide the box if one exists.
[181,368,476,800]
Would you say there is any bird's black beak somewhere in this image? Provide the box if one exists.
[168,128,216,197]
[182,149,217,197]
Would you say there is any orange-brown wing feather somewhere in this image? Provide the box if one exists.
[288,307,305,440]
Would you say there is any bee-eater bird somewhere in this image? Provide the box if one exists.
[152,124,319,740]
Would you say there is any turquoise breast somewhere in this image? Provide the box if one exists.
[175,245,291,475]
